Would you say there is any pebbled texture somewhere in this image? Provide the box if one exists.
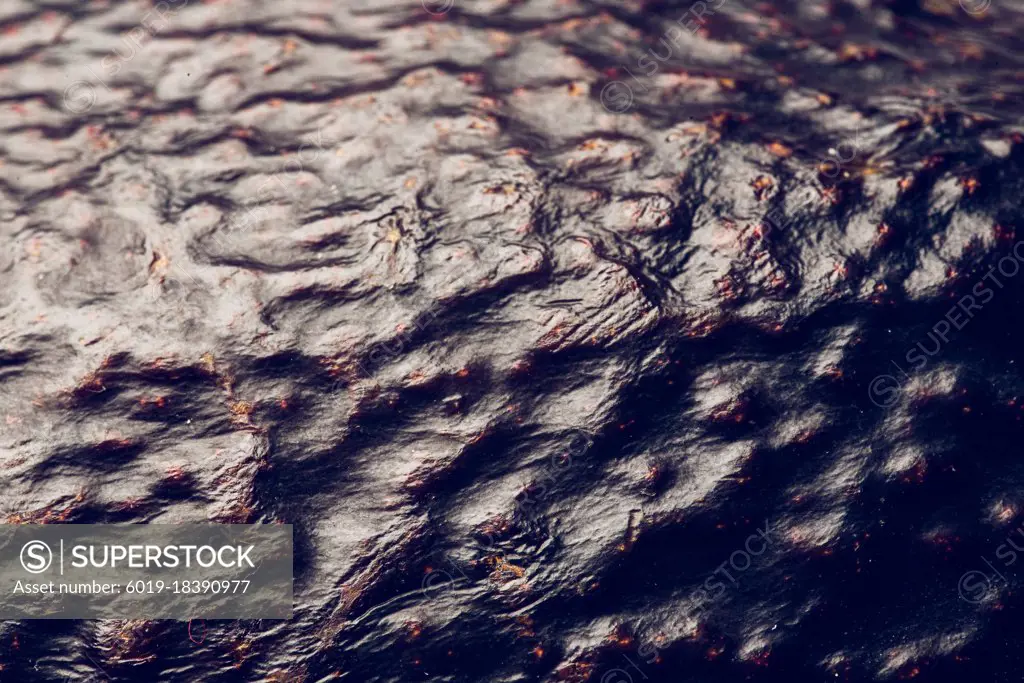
[2,0,1024,680]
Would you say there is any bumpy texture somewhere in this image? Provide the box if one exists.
[2,0,1024,680]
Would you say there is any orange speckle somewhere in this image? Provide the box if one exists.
[838,43,877,62]
[406,621,422,639]
[230,401,254,417]
[751,175,773,199]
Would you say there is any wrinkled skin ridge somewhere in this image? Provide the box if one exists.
[2,0,1024,680]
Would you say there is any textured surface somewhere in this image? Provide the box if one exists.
[3,0,1024,680]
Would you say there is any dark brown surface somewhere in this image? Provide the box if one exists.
[2,0,1024,680]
